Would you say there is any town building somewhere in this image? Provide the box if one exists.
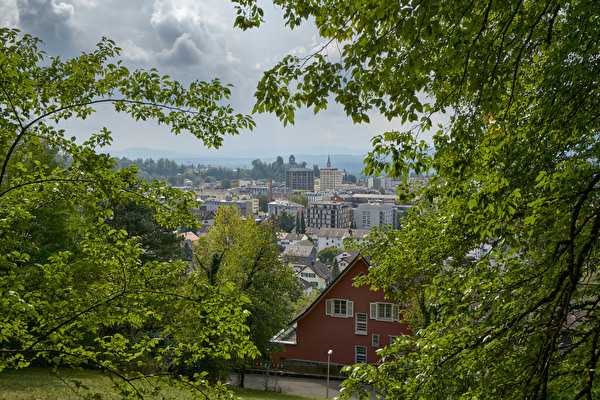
[352,193,399,204]
[272,256,411,366]
[367,176,393,191]
[277,232,309,248]
[335,249,360,272]
[353,203,396,230]
[319,156,343,192]
[305,227,371,251]
[267,199,303,217]
[201,198,255,215]
[305,201,351,229]
[281,240,318,269]
[297,260,332,291]
[285,168,314,192]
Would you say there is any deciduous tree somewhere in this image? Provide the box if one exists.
[233,1,600,398]
[193,205,302,386]
[0,28,255,398]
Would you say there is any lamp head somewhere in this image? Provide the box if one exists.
[328,349,333,355]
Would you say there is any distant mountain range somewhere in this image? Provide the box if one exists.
[107,147,370,175]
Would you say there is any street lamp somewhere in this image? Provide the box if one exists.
[326,349,333,398]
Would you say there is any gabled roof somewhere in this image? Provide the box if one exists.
[305,227,371,239]
[299,260,332,281]
[288,254,366,326]
[297,277,315,291]
[336,249,360,264]
[280,232,305,242]
[192,209,215,220]
[282,240,316,257]
[179,231,199,241]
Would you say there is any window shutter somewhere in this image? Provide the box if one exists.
[347,300,354,317]
[392,304,399,321]
[326,299,332,316]
[370,303,377,319]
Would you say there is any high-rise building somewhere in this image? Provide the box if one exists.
[320,156,343,192]
[285,168,314,191]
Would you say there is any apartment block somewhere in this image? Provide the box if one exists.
[306,201,351,229]
[285,168,314,191]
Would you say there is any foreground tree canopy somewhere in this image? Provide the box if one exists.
[193,205,302,385]
[0,28,256,398]
[233,0,600,398]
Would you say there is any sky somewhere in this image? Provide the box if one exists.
[1,0,425,160]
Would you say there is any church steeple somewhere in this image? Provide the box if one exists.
[327,154,331,168]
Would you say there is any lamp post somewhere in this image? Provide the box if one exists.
[326,349,333,398]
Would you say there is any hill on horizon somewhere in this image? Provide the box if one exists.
[108,147,369,175]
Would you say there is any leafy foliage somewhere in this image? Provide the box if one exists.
[193,206,302,383]
[233,0,600,398]
[317,247,342,266]
[0,28,256,398]
[275,209,296,233]
[290,194,308,207]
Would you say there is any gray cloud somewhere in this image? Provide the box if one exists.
[0,0,381,157]
[145,1,242,81]
[16,0,79,53]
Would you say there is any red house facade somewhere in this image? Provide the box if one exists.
[272,256,411,366]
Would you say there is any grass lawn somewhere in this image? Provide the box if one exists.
[0,368,324,400]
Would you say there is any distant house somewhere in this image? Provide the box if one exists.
[277,232,308,248]
[179,231,199,250]
[281,240,317,268]
[305,227,371,251]
[191,209,216,233]
[335,249,360,272]
[272,256,411,366]
[297,260,332,291]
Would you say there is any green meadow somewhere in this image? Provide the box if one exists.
[0,368,324,400]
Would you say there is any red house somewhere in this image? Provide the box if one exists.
[272,255,411,366]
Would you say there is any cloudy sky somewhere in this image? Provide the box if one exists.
[1,0,413,159]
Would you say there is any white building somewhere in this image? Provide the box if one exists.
[267,200,303,217]
[305,227,371,251]
[353,203,395,230]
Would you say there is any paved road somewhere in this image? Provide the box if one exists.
[232,373,359,399]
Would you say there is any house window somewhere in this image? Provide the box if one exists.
[301,272,316,278]
[372,334,380,348]
[370,302,399,322]
[355,346,367,363]
[355,313,367,335]
[325,298,354,318]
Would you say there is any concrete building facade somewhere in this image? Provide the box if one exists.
[319,156,343,192]
[353,203,395,230]
[285,168,314,192]
[306,201,351,229]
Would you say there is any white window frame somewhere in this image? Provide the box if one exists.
[355,345,367,364]
[372,334,380,348]
[370,302,399,322]
[325,298,354,318]
[355,313,367,335]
